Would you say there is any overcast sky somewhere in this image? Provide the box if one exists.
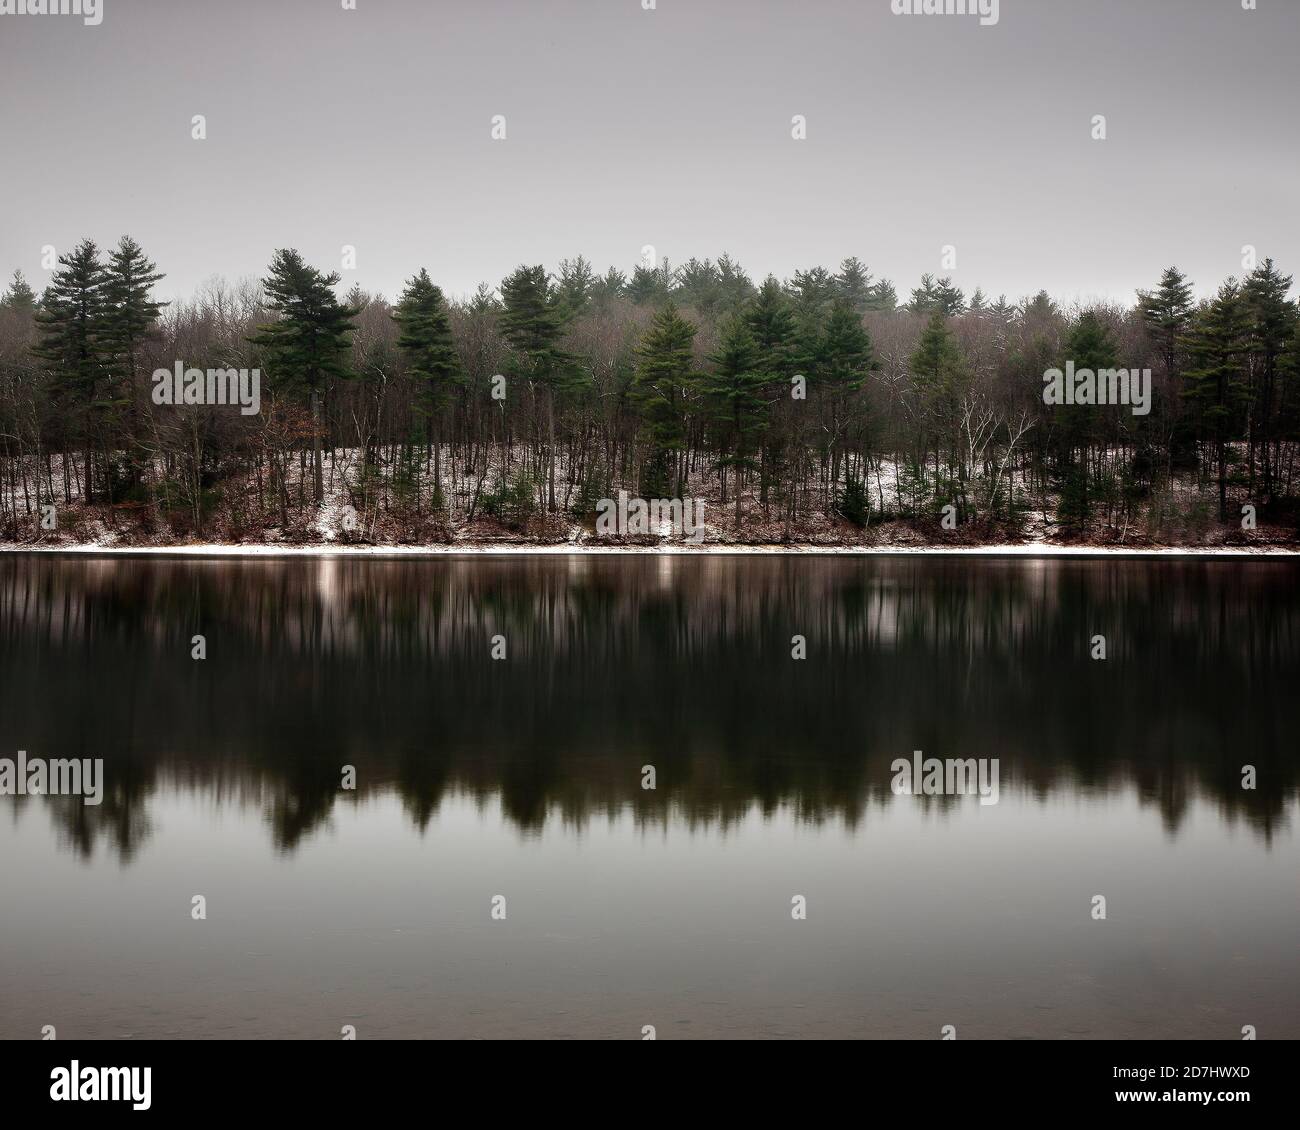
[2,0,1296,307]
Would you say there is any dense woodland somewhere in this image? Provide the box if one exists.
[1,241,1298,545]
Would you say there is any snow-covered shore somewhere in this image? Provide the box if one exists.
[2,542,1297,558]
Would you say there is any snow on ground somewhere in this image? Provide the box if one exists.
[3,446,1297,556]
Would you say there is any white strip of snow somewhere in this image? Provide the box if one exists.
[1,543,1296,558]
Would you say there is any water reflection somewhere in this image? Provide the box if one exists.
[1,554,1295,863]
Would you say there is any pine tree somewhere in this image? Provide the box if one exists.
[1242,258,1297,499]
[394,268,464,508]
[819,300,878,508]
[1137,266,1194,374]
[1021,291,1058,322]
[469,282,500,315]
[714,253,755,313]
[1,270,37,315]
[835,257,873,314]
[908,311,968,516]
[1065,311,1119,369]
[1136,267,1196,474]
[556,256,596,318]
[910,274,966,315]
[745,276,798,376]
[1054,311,1119,528]
[704,316,768,520]
[866,279,898,312]
[988,294,1015,326]
[675,258,723,318]
[835,473,869,526]
[500,264,582,511]
[101,237,166,490]
[626,261,673,306]
[251,249,357,504]
[786,266,836,327]
[101,236,166,384]
[745,277,801,511]
[821,301,876,393]
[632,301,700,496]
[33,239,109,502]
[933,277,966,316]
[1183,281,1249,520]
[910,311,967,404]
[909,274,939,315]
[589,267,627,311]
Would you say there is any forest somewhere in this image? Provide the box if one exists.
[0,242,1297,546]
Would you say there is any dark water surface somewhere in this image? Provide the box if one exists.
[1,553,1297,1039]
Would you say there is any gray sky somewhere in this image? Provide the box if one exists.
[2,0,1297,306]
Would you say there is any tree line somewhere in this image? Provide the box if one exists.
[1,242,1297,541]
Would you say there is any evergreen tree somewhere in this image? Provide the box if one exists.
[394,268,464,508]
[469,282,501,315]
[500,263,582,511]
[1242,258,1297,499]
[745,276,799,376]
[33,239,109,502]
[988,294,1015,326]
[1,270,37,315]
[821,301,876,390]
[1021,291,1058,322]
[866,278,898,312]
[909,274,967,315]
[819,299,878,504]
[1183,281,1249,520]
[589,267,627,311]
[1137,266,1196,472]
[786,266,836,326]
[632,301,700,496]
[714,253,755,312]
[251,249,357,504]
[745,276,801,510]
[100,236,166,492]
[101,237,166,376]
[627,261,673,306]
[675,258,722,318]
[932,277,965,316]
[909,274,939,314]
[835,257,873,314]
[1137,266,1194,373]
[556,255,596,318]
[835,473,869,526]
[704,316,768,520]
[910,310,967,404]
[908,311,968,515]
[1054,311,1119,528]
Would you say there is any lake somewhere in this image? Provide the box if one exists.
[1,553,1297,1039]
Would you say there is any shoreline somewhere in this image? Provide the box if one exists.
[2,542,1298,560]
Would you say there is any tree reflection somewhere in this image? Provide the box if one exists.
[2,553,1296,860]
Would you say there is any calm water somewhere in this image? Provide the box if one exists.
[1,554,1297,1040]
